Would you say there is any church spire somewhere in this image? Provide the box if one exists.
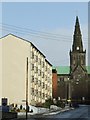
[72,16,83,52]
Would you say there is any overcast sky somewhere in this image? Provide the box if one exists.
[0,2,88,66]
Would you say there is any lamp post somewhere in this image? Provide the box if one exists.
[26,57,28,120]
[65,78,69,104]
[68,77,71,100]
[67,77,71,106]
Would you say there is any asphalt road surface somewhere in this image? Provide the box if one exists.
[12,105,90,120]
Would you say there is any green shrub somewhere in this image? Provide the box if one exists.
[43,98,53,108]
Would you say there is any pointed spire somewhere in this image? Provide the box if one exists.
[74,16,81,35]
[76,16,79,24]
[72,16,83,52]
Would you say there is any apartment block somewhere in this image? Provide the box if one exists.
[0,34,52,106]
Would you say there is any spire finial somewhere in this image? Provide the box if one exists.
[75,10,78,16]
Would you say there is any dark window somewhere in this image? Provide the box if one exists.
[42,93,45,98]
[42,72,44,78]
[31,88,34,93]
[31,52,34,59]
[32,76,34,82]
[42,61,44,67]
[31,64,34,70]
[42,82,45,88]
[36,56,38,62]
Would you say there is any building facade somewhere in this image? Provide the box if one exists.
[0,34,52,106]
[52,66,70,100]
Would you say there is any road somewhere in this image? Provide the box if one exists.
[46,105,90,119]
[12,105,90,120]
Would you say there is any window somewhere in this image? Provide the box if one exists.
[45,66,47,71]
[42,93,45,98]
[39,59,41,65]
[32,76,34,82]
[35,67,38,73]
[42,72,44,78]
[34,90,36,96]
[31,64,34,70]
[45,94,48,98]
[36,78,38,84]
[42,82,45,88]
[45,76,47,81]
[39,91,41,97]
[31,52,34,59]
[35,90,38,96]
[42,61,44,67]
[47,68,50,74]
[59,77,64,82]
[38,80,41,87]
[35,55,38,62]
[36,56,38,62]
[45,84,47,89]
[31,88,34,94]
[38,70,41,76]
[73,60,75,64]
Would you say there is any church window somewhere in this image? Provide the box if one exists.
[73,60,75,64]
[81,59,83,64]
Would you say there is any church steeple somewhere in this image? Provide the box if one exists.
[69,16,88,103]
[72,16,83,52]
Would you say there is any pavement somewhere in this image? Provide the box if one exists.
[37,106,74,116]
[17,105,75,119]
[11,105,89,119]
[23,105,74,118]
[10,106,75,119]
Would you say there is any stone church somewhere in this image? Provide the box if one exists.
[52,16,90,104]
[69,16,88,103]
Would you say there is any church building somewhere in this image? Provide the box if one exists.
[69,16,88,103]
[52,16,90,104]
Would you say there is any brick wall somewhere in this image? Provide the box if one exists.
[52,70,58,99]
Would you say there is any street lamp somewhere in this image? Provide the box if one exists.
[26,57,28,120]
[65,78,68,103]
[68,77,71,100]
[67,77,72,106]
[22,57,29,120]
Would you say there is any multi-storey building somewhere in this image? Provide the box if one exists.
[0,34,52,106]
